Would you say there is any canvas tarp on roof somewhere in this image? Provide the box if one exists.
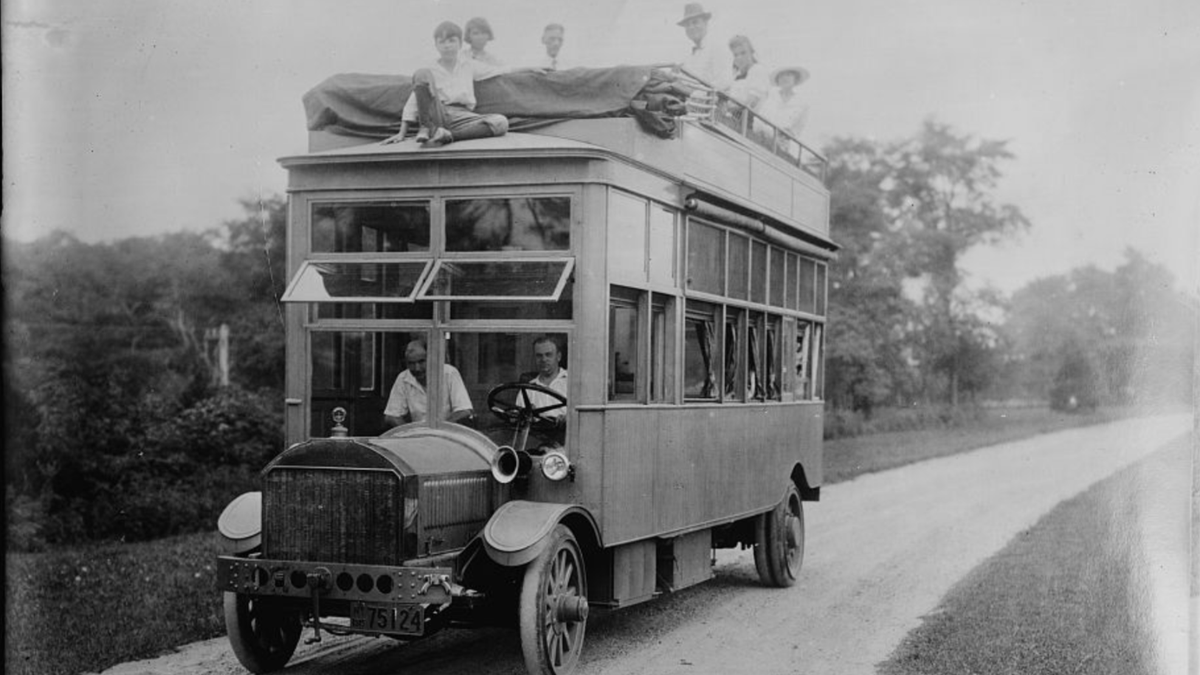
[303,66,692,140]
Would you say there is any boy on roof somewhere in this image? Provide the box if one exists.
[384,21,526,148]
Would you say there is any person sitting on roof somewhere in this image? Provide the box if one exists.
[462,17,504,66]
[383,21,533,148]
[757,65,811,140]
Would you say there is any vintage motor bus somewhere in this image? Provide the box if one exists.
[216,77,835,675]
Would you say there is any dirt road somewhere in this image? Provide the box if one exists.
[101,413,1192,675]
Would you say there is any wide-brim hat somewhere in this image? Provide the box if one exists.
[677,3,713,25]
[771,66,811,86]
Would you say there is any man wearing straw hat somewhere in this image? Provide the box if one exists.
[678,3,731,91]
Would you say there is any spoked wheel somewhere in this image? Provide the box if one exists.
[519,525,589,675]
[753,484,805,587]
[224,592,302,673]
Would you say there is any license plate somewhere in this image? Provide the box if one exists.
[349,602,424,636]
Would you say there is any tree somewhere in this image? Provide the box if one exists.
[822,137,919,413]
[881,120,1030,406]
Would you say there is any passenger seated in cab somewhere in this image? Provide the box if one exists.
[383,339,474,426]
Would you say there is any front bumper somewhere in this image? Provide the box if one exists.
[216,555,455,605]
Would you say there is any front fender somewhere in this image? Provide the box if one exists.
[481,501,600,567]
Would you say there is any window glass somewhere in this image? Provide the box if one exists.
[766,316,781,400]
[450,280,573,321]
[609,294,639,401]
[608,191,647,284]
[811,325,824,399]
[421,259,573,300]
[315,303,432,321]
[683,302,718,399]
[648,205,677,287]
[686,221,725,295]
[781,319,796,398]
[785,252,798,310]
[798,257,817,313]
[446,197,570,251]
[312,202,430,253]
[769,248,786,307]
[747,313,765,400]
[283,261,432,303]
[816,262,828,315]
[751,241,768,305]
[727,234,749,300]
[650,294,673,402]
[311,331,419,437]
[794,322,812,399]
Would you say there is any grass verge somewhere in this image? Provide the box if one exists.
[5,532,226,675]
[823,406,1135,483]
[3,405,1146,674]
[876,435,1189,675]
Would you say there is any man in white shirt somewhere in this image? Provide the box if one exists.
[383,339,473,426]
[538,23,569,71]
[678,3,730,91]
[383,21,511,148]
[527,336,567,426]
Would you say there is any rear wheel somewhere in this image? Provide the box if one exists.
[519,525,589,675]
[753,484,805,587]
[224,592,302,673]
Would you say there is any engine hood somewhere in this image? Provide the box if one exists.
[266,425,498,478]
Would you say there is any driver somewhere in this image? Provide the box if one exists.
[528,335,567,426]
[383,339,473,426]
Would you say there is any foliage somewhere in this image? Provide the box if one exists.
[4,196,288,549]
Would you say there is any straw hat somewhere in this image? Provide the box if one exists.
[677,3,713,25]
[770,66,811,86]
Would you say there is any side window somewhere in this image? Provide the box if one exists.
[723,309,744,401]
[686,220,725,295]
[609,287,640,401]
[795,322,811,399]
[649,293,675,403]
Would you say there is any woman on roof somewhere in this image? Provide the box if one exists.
[757,65,811,139]
[462,17,504,66]
[725,35,770,110]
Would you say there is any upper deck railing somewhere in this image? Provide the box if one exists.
[675,67,828,185]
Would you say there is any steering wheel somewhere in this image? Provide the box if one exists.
[487,382,567,432]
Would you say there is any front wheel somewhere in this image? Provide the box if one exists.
[753,484,805,587]
[224,592,302,673]
[519,525,589,675]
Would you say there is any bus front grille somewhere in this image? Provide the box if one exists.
[263,468,403,565]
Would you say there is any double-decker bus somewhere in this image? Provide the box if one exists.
[216,73,835,675]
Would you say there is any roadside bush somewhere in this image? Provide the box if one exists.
[824,404,988,439]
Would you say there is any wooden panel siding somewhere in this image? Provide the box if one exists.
[590,402,823,546]
[792,177,830,237]
[749,157,793,220]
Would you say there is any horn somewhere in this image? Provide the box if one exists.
[491,445,532,484]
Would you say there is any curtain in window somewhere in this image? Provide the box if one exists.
[724,322,739,397]
[747,324,764,400]
[766,328,779,400]
[698,320,717,398]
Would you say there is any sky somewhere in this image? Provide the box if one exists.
[4,0,1199,295]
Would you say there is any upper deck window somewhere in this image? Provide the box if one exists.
[311,202,430,253]
[282,261,433,303]
[419,258,575,301]
[446,197,570,252]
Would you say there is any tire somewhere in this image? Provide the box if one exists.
[223,592,302,673]
[519,525,589,675]
[753,484,805,587]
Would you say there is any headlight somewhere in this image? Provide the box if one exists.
[541,450,572,481]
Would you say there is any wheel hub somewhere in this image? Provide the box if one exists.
[555,595,589,623]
